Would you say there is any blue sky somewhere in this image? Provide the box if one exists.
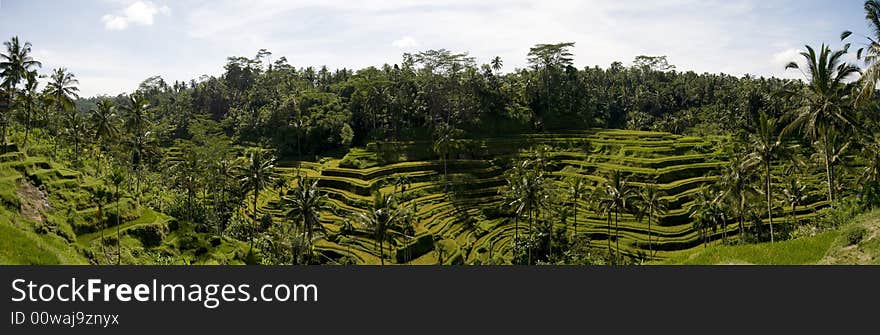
[0,0,870,97]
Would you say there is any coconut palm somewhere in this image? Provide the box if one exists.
[636,185,667,257]
[45,68,79,155]
[491,56,503,74]
[120,93,150,136]
[745,111,785,242]
[689,187,722,248]
[507,161,549,265]
[355,192,400,265]
[107,167,126,265]
[1,36,42,149]
[784,44,860,207]
[719,154,758,236]
[841,0,880,106]
[235,148,276,249]
[566,177,588,237]
[88,185,112,263]
[90,99,119,154]
[780,177,809,226]
[602,170,638,262]
[432,121,460,185]
[284,176,328,263]
[16,71,39,149]
[858,136,880,209]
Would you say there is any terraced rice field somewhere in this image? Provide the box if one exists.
[252,129,831,264]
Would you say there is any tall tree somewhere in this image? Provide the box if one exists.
[601,170,637,262]
[745,111,784,242]
[45,68,79,155]
[355,192,400,265]
[566,177,588,238]
[841,0,880,106]
[90,99,119,154]
[108,167,126,265]
[784,44,859,207]
[0,36,42,150]
[16,71,39,149]
[235,148,276,250]
[637,185,667,257]
[284,176,328,264]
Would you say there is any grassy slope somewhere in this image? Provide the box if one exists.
[0,210,88,265]
[657,211,880,265]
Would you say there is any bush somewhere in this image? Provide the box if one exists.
[178,233,205,251]
[338,156,367,169]
[844,226,867,246]
[209,235,222,247]
[128,224,167,248]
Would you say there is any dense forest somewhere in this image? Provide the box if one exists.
[3,2,880,265]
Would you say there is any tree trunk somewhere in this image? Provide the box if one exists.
[513,215,519,262]
[766,161,774,243]
[250,190,258,250]
[824,134,834,208]
[23,108,30,150]
[527,206,533,265]
[606,212,612,256]
[116,185,121,265]
[648,208,653,258]
[615,210,620,264]
[572,200,578,237]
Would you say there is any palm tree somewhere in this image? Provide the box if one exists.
[236,148,276,250]
[88,185,111,263]
[1,36,42,149]
[108,167,126,265]
[128,129,156,197]
[636,185,667,257]
[602,170,637,262]
[284,176,328,264]
[16,71,39,149]
[491,56,503,74]
[508,163,548,265]
[784,44,860,207]
[841,0,880,106]
[780,177,808,226]
[66,107,87,163]
[120,94,150,136]
[432,122,460,185]
[45,68,79,156]
[858,136,880,209]
[719,154,757,236]
[90,99,119,154]
[590,183,614,256]
[566,177,588,238]
[502,160,529,262]
[745,111,784,242]
[394,175,411,197]
[355,192,400,265]
[690,187,721,248]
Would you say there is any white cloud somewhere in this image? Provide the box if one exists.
[391,36,419,49]
[772,48,801,68]
[102,1,170,31]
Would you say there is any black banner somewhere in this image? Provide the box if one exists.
[1,266,878,334]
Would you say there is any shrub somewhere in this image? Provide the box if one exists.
[209,235,222,247]
[338,156,367,169]
[128,224,167,248]
[178,233,204,251]
[843,226,867,246]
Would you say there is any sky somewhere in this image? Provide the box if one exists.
[0,0,870,98]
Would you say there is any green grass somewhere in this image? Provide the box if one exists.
[656,231,839,265]
[0,211,88,265]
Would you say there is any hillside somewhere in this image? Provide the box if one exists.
[244,129,831,265]
[657,211,880,265]
[0,144,248,265]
